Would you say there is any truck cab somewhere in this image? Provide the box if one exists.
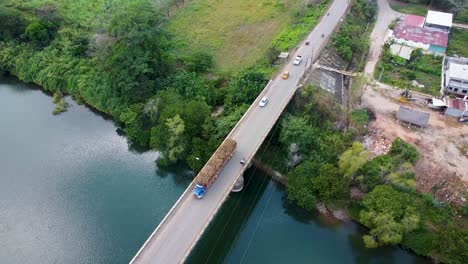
[193,184,207,199]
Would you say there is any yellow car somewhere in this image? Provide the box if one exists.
[282,71,289,79]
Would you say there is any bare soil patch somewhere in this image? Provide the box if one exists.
[362,83,468,206]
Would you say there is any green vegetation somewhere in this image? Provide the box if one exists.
[389,0,461,16]
[168,0,329,73]
[447,28,468,57]
[52,91,68,114]
[273,93,467,263]
[332,0,376,69]
[455,9,468,23]
[338,142,369,180]
[360,185,420,248]
[0,0,274,171]
[375,45,443,95]
[0,0,332,170]
[389,1,428,16]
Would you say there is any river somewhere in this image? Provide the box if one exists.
[0,76,427,264]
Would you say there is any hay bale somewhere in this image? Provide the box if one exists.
[195,139,237,186]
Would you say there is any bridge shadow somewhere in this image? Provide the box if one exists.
[186,168,270,264]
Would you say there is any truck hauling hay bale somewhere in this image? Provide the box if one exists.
[192,139,237,198]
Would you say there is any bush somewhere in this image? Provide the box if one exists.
[25,20,59,47]
[0,6,27,40]
[185,50,214,73]
[402,229,436,257]
[389,138,420,164]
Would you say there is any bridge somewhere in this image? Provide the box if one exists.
[131,0,350,262]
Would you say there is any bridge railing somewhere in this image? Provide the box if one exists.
[130,80,273,264]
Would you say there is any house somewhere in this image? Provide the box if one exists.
[443,57,468,96]
[403,14,426,27]
[396,106,430,129]
[393,21,449,53]
[425,10,453,32]
[390,11,453,54]
[445,98,468,118]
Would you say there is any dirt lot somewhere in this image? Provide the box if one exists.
[361,82,468,206]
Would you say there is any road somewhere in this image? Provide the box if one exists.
[131,0,350,263]
[453,22,468,30]
[364,0,401,75]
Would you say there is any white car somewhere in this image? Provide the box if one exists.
[293,55,302,65]
[259,97,269,107]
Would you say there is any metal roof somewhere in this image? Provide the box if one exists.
[448,62,468,80]
[446,98,468,111]
[426,10,453,28]
[394,22,449,47]
[403,15,425,27]
[396,106,430,127]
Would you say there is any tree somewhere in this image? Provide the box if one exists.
[389,138,420,164]
[0,6,27,40]
[162,71,214,104]
[359,155,392,191]
[185,50,213,73]
[312,163,349,206]
[224,70,267,110]
[287,161,320,210]
[105,1,172,104]
[25,21,58,47]
[359,185,420,248]
[279,115,318,155]
[287,161,350,209]
[435,224,468,264]
[165,114,186,162]
[338,142,369,180]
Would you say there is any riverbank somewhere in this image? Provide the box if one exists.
[1,77,427,263]
[0,76,191,263]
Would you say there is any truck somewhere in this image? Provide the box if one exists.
[192,139,237,199]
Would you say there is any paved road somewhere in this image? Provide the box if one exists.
[364,0,401,75]
[131,0,350,263]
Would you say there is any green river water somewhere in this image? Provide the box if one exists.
[0,76,427,264]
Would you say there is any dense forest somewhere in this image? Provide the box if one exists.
[0,0,271,171]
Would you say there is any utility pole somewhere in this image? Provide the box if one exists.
[378,68,384,82]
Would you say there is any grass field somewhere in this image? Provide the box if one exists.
[8,0,329,73]
[447,28,468,57]
[389,0,428,16]
[167,0,328,74]
[4,0,174,27]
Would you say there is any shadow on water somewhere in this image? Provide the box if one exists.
[187,168,270,264]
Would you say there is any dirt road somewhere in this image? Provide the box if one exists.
[360,1,467,206]
[364,0,401,75]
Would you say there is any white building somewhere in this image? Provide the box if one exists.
[425,10,453,32]
[445,62,468,96]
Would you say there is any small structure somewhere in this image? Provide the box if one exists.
[390,43,414,60]
[425,10,453,32]
[445,98,468,118]
[278,52,289,60]
[396,106,430,129]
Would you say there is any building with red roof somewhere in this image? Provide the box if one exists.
[403,15,425,27]
[392,13,450,54]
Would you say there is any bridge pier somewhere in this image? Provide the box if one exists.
[231,175,244,192]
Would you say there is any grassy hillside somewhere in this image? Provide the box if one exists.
[168,0,329,73]
[0,0,329,170]
[4,0,175,27]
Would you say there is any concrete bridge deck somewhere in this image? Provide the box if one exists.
[131,1,350,263]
